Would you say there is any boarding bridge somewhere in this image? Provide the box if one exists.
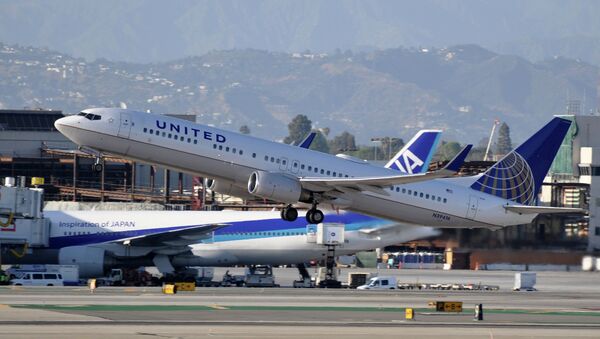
[0,178,50,248]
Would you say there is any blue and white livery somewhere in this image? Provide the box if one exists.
[7,210,438,277]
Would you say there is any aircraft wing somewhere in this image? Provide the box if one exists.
[504,205,586,215]
[112,224,228,247]
[299,145,472,194]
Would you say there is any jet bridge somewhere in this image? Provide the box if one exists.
[0,178,50,249]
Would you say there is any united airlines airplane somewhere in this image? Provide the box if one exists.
[55,108,579,230]
[6,210,438,277]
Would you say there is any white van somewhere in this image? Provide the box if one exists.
[357,276,397,290]
[10,272,64,286]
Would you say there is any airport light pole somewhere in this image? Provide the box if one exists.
[371,137,400,161]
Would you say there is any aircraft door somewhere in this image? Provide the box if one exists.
[466,195,479,219]
[279,157,289,171]
[291,160,300,174]
[117,112,132,138]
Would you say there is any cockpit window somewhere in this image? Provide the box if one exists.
[78,112,101,120]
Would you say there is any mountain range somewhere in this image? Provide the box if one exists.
[0,42,597,145]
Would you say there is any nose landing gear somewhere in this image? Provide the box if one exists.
[92,158,104,173]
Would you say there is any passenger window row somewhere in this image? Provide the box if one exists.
[63,231,113,236]
[144,126,351,178]
[223,231,303,236]
[390,186,447,203]
[143,127,200,145]
[262,155,349,178]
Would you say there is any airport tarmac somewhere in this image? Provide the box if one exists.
[1,269,599,338]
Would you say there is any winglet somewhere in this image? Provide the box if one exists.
[298,132,317,149]
[444,144,472,172]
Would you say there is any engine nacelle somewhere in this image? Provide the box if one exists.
[205,178,255,200]
[58,246,106,278]
[247,171,304,203]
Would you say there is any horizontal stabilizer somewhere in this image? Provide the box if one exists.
[503,205,586,215]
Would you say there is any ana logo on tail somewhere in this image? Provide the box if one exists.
[385,130,442,174]
[392,150,425,174]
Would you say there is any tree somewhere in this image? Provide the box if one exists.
[329,131,357,153]
[283,114,312,145]
[310,130,330,153]
[381,138,405,159]
[350,145,379,161]
[496,122,512,155]
[434,141,462,161]
[239,125,251,135]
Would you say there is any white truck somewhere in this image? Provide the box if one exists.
[357,276,397,290]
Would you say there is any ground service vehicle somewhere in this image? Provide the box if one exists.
[10,272,64,286]
[357,276,397,290]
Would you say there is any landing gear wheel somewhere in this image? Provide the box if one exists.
[306,208,324,224]
[92,161,103,173]
[281,205,298,222]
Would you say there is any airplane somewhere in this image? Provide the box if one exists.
[55,108,579,230]
[4,209,439,278]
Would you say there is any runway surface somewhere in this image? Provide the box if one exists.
[1,269,599,338]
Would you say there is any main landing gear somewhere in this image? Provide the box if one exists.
[281,203,324,224]
[281,205,298,222]
[305,205,324,224]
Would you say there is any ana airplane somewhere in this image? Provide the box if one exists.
[5,210,438,277]
[55,108,578,230]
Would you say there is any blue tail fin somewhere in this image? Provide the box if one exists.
[385,130,441,174]
[470,117,572,205]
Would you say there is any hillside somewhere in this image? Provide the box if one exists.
[0,43,597,144]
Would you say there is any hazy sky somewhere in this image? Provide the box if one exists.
[1,0,598,63]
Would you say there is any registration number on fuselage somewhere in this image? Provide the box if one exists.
[432,212,450,221]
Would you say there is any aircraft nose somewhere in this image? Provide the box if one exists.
[54,115,78,135]
[54,116,68,133]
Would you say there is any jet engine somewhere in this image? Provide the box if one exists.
[58,246,109,278]
[205,178,255,200]
[247,171,307,203]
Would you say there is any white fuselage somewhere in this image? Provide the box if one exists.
[55,109,535,229]
[44,210,438,266]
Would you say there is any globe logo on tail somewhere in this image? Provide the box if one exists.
[471,152,535,205]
